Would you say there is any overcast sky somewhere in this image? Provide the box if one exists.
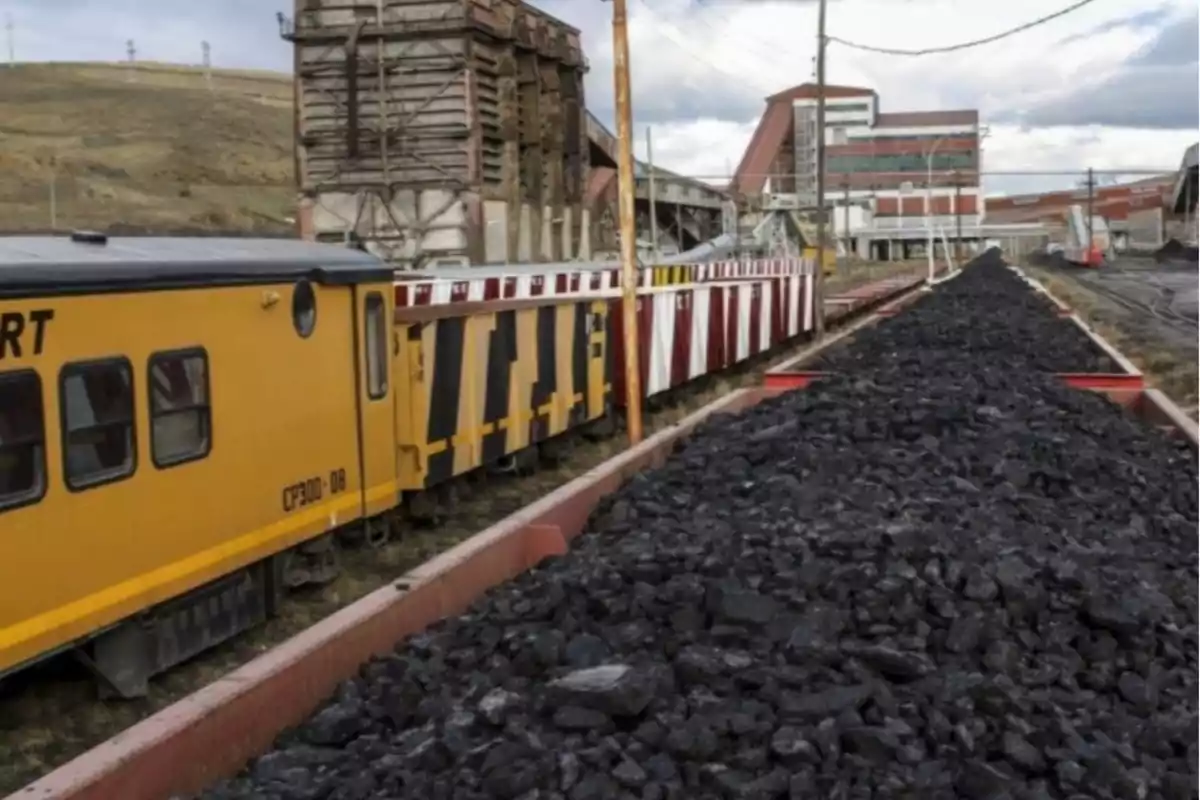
[7,0,1198,194]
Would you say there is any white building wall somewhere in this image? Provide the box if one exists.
[854,124,979,138]
[830,205,873,238]
[793,96,878,145]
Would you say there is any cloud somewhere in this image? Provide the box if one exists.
[1021,9,1199,129]
[1055,5,1174,44]
[553,0,1196,193]
[1128,7,1198,65]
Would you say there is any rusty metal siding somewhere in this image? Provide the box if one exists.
[825,171,981,191]
[874,109,979,127]
[732,99,792,196]
[766,82,876,102]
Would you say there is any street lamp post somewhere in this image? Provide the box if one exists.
[968,125,991,260]
[924,136,947,283]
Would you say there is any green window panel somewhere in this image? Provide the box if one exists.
[827,151,976,173]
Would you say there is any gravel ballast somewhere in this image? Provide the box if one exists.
[200,252,1198,800]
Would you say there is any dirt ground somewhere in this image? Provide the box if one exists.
[1027,260,1198,413]
[827,258,932,293]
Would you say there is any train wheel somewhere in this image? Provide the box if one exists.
[281,534,341,588]
[539,436,575,466]
[407,490,440,525]
[364,517,390,549]
[512,446,539,476]
[585,406,617,440]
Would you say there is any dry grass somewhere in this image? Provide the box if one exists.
[1032,270,1199,412]
[0,61,295,233]
[826,259,931,293]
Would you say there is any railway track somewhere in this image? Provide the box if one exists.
[1080,271,1198,335]
[0,268,928,795]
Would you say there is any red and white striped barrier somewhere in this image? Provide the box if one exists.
[393,258,815,307]
[610,273,815,403]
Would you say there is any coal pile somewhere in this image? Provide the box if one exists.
[1155,238,1199,265]
[816,250,1119,374]
[201,361,1197,795]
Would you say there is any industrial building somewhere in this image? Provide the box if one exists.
[731,83,1016,260]
[280,0,726,269]
[282,1,595,268]
[987,172,1187,252]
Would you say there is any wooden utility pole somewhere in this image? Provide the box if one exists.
[813,0,828,337]
[612,0,643,445]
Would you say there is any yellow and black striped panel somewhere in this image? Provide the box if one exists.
[651,264,692,286]
[401,298,611,490]
[803,247,837,276]
[393,323,428,489]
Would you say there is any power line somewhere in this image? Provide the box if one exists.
[828,0,1100,56]
[681,169,1177,180]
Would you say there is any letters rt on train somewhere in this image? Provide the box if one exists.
[0,233,611,697]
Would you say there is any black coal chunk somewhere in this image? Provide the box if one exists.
[200,249,1198,800]
[815,255,1121,374]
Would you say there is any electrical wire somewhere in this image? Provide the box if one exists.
[827,0,1102,56]
[682,170,1177,180]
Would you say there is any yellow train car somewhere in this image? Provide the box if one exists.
[0,233,393,696]
[392,297,611,493]
[801,246,837,277]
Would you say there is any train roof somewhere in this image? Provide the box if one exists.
[395,260,692,280]
[395,263,623,280]
[0,234,391,298]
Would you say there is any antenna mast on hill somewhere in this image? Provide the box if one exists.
[126,39,136,82]
[5,14,14,66]
[201,40,212,91]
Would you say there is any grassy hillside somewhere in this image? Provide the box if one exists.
[0,61,296,234]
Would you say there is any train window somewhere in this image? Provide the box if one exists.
[293,279,317,338]
[149,349,211,468]
[365,292,387,399]
[0,371,46,511]
[61,359,136,490]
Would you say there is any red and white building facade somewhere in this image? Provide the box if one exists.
[985,174,1186,250]
[733,83,989,259]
